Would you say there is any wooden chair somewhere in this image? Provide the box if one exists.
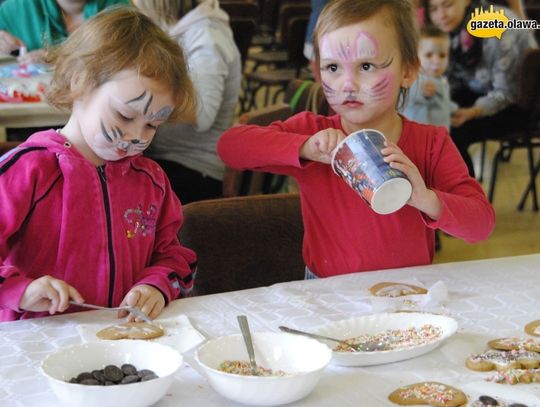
[243,15,310,110]
[179,193,305,296]
[487,48,540,211]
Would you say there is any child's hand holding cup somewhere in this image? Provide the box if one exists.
[331,129,412,214]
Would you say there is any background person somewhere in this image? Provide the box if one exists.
[0,0,129,64]
[134,0,242,204]
[424,0,537,176]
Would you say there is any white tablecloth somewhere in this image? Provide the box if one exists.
[1,254,540,406]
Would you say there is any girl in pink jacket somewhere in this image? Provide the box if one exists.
[0,7,198,321]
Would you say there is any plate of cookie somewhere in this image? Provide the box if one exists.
[313,312,458,366]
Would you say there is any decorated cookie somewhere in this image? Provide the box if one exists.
[471,394,530,406]
[388,381,467,406]
[486,368,540,385]
[488,338,540,353]
[524,320,540,337]
[466,349,540,371]
[96,322,164,340]
[369,282,428,297]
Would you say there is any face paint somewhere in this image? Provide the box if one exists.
[70,69,174,164]
[317,18,412,131]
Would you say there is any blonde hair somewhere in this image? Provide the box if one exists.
[313,0,420,109]
[46,6,196,123]
[134,0,197,27]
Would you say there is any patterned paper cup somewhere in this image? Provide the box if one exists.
[331,129,412,214]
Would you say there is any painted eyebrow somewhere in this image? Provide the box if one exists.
[125,91,147,104]
[144,94,153,115]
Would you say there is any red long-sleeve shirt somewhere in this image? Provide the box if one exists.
[218,113,495,277]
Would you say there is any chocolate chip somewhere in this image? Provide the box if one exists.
[92,370,106,384]
[137,369,155,378]
[121,374,140,384]
[76,372,94,382]
[509,404,529,407]
[80,378,100,386]
[103,365,124,382]
[121,364,137,376]
[479,395,499,405]
[141,373,158,381]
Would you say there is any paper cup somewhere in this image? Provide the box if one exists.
[331,129,412,214]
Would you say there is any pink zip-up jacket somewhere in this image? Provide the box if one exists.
[0,130,197,321]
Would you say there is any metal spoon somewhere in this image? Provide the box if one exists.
[237,315,259,376]
[279,325,388,352]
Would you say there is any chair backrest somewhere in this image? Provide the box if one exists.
[284,79,330,116]
[180,193,305,296]
[276,2,311,47]
[229,17,257,67]
[220,0,259,18]
[284,15,309,73]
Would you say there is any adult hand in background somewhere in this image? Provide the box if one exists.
[0,30,23,55]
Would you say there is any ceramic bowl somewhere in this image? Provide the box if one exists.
[40,340,183,407]
[195,332,332,406]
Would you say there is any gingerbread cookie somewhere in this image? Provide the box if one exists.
[96,322,164,340]
[466,349,540,371]
[488,338,540,353]
[388,381,467,406]
[369,282,428,297]
[524,320,540,337]
[486,368,540,385]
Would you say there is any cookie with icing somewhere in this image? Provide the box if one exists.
[388,381,467,406]
[96,322,164,340]
[524,320,540,337]
[369,282,428,297]
[466,349,540,371]
[486,368,540,385]
[488,337,540,353]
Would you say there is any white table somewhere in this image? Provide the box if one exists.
[1,254,540,406]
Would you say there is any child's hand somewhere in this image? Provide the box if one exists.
[381,141,442,220]
[422,80,436,98]
[119,284,165,321]
[17,49,47,65]
[19,276,84,315]
[299,128,346,164]
[0,31,23,55]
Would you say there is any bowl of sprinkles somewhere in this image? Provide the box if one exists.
[195,332,332,406]
[314,312,458,366]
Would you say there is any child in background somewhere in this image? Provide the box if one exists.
[402,25,458,129]
[218,0,495,279]
[0,7,198,321]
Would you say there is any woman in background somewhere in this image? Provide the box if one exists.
[135,0,242,204]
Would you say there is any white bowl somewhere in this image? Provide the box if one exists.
[315,312,458,366]
[195,332,332,406]
[40,340,183,407]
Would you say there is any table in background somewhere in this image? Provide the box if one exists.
[0,59,69,141]
[1,254,539,406]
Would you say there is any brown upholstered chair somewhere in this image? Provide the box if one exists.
[179,193,305,296]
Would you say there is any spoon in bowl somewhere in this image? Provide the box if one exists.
[237,315,259,376]
[279,325,388,352]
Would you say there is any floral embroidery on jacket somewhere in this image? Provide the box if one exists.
[124,204,157,238]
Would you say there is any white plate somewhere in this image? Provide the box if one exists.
[462,381,540,406]
[314,312,458,366]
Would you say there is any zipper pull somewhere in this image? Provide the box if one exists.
[97,165,107,182]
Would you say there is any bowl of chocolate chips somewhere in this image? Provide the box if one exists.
[40,340,183,407]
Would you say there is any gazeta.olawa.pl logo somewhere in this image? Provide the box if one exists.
[467,5,539,39]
